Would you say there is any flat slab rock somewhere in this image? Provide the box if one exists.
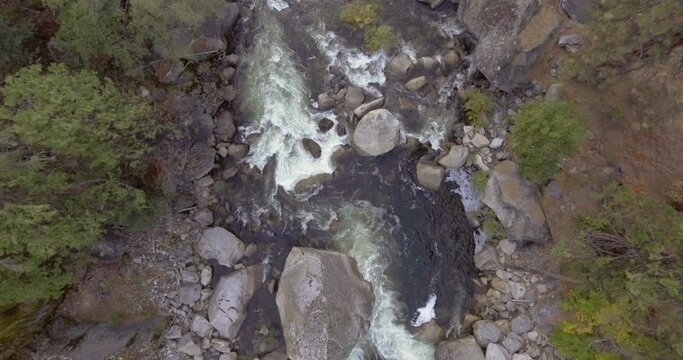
[208,264,263,339]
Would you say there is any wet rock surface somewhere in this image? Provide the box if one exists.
[276,247,374,360]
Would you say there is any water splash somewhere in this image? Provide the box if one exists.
[240,7,346,191]
[334,203,435,360]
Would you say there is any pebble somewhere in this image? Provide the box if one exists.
[498,239,517,256]
[473,320,503,347]
[490,137,504,149]
[502,332,524,353]
[211,338,232,353]
[201,266,213,286]
[486,343,511,360]
[509,281,527,300]
[511,314,534,334]
[165,324,182,339]
[178,333,202,356]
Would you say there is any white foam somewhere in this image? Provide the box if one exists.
[311,29,388,94]
[446,168,482,213]
[412,294,437,327]
[266,0,289,11]
[241,9,346,192]
[334,203,435,360]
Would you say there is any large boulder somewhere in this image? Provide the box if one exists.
[435,336,485,360]
[482,161,549,243]
[457,0,560,91]
[417,158,445,191]
[352,109,402,156]
[196,227,246,267]
[276,247,374,360]
[437,145,469,169]
[208,265,263,339]
[384,53,414,80]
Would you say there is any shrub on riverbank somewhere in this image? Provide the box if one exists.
[0,64,160,307]
[44,0,225,69]
[339,1,395,52]
[509,100,584,183]
[563,0,683,84]
[0,15,33,68]
[462,89,493,128]
[552,185,683,359]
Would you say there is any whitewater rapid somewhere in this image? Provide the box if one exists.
[240,6,346,192]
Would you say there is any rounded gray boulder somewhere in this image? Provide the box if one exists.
[276,247,374,360]
[352,109,402,157]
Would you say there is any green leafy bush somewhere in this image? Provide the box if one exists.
[364,25,394,52]
[339,2,380,30]
[472,170,489,194]
[45,0,225,69]
[0,64,159,307]
[462,89,493,128]
[563,0,683,83]
[481,208,505,240]
[552,185,683,359]
[509,100,585,183]
[0,15,33,68]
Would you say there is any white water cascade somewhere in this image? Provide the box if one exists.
[334,203,436,360]
[240,5,346,192]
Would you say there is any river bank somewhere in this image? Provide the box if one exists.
[15,0,682,359]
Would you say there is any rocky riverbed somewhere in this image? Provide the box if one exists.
[23,0,582,360]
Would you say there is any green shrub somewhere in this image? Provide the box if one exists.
[45,0,225,69]
[339,2,380,30]
[563,0,683,84]
[552,185,683,359]
[509,100,585,183]
[0,64,160,307]
[462,89,493,128]
[472,171,489,194]
[481,208,505,240]
[364,25,394,52]
[0,15,33,68]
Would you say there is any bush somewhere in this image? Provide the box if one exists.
[509,100,585,183]
[481,208,505,240]
[462,89,493,128]
[563,0,683,84]
[339,2,380,30]
[45,0,225,69]
[0,15,33,68]
[552,185,683,359]
[472,170,489,194]
[0,64,160,307]
[364,25,394,52]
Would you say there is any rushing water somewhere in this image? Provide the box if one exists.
[231,0,476,358]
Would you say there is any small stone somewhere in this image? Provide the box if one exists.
[511,315,534,334]
[475,245,499,271]
[486,343,511,360]
[165,325,182,339]
[224,85,237,102]
[527,331,539,342]
[225,54,240,66]
[181,270,200,283]
[194,209,213,227]
[191,315,213,338]
[512,354,533,360]
[502,332,524,353]
[178,283,202,305]
[443,50,460,69]
[244,243,258,258]
[473,320,504,347]
[472,133,491,148]
[201,266,213,286]
[220,67,236,82]
[509,282,527,300]
[211,338,232,353]
[558,34,582,53]
[545,83,565,101]
[178,333,202,356]
[317,92,336,110]
[491,277,507,292]
[437,145,469,169]
[218,145,229,158]
[404,76,428,91]
[490,138,504,149]
[302,138,322,158]
[227,143,249,160]
[219,353,238,360]
[318,118,334,133]
[499,239,517,256]
[416,158,445,191]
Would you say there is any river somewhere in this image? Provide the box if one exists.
[226,0,477,358]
